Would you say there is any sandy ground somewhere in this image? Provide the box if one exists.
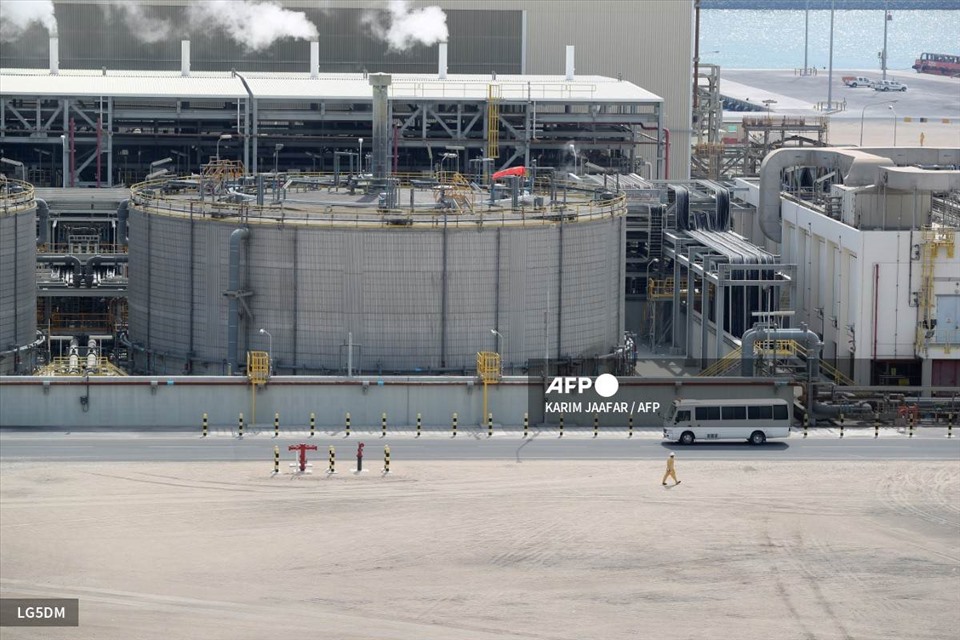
[1,459,958,640]
[829,119,960,148]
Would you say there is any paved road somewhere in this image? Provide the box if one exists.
[1,429,957,462]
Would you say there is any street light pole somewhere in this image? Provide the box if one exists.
[216,134,232,161]
[358,138,364,175]
[859,99,898,146]
[888,104,898,146]
[259,328,273,376]
[490,329,506,373]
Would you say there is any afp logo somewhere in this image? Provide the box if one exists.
[545,373,619,397]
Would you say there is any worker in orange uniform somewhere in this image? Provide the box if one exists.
[662,452,680,486]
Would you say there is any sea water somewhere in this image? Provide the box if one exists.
[700,9,959,71]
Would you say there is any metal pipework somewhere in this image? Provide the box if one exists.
[226,227,250,373]
[36,198,50,246]
[369,73,392,187]
[116,199,129,247]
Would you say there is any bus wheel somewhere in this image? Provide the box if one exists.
[749,431,766,445]
[680,431,695,445]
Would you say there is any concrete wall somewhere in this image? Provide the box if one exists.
[0,375,796,429]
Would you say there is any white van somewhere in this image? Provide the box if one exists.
[663,398,792,445]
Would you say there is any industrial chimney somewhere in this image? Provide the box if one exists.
[310,41,319,79]
[438,42,448,79]
[181,40,190,77]
[49,37,59,75]
[565,45,575,81]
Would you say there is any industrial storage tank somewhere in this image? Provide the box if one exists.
[0,178,38,374]
[126,173,625,375]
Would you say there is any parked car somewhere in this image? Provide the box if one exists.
[842,76,873,87]
[873,80,907,92]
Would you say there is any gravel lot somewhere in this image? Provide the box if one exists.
[1,459,958,639]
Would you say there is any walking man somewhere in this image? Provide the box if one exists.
[662,452,680,486]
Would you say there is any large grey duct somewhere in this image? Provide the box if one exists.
[117,199,129,247]
[758,147,960,243]
[369,73,392,186]
[36,198,49,245]
[226,227,250,372]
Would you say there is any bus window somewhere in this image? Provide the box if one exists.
[695,406,721,421]
[675,410,691,423]
[666,403,677,421]
[722,406,746,420]
[748,405,773,420]
[773,405,788,420]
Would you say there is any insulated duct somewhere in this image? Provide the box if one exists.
[758,147,960,242]
[226,227,250,372]
[116,199,129,247]
[36,198,49,246]
[369,73,392,187]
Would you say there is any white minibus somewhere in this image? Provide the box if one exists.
[663,398,792,445]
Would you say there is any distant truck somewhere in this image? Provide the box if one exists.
[873,79,907,92]
[842,76,873,87]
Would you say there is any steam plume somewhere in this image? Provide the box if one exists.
[187,0,318,52]
[101,2,171,44]
[364,0,448,52]
[0,0,58,42]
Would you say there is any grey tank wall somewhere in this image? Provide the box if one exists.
[0,376,796,429]
[127,208,624,375]
[0,205,37,374]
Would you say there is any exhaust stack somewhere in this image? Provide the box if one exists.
[438,42,448,79]
[565,45,574,81]
[49,37,59,75]
[310,41,319,79]
[181,40,190,77]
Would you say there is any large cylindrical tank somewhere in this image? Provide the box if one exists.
[127,184,625,375]
[0,180,37,374]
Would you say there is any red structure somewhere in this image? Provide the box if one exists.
[288,443,318,472]
[492,166,526,180]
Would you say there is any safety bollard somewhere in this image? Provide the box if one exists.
[559,414,564,438]
[382,412,387,438]
[523,412,529,438]
[488,412,493,438]
[238,413,244,439]
[628,414,633,438]
[273,445,279,474]
[274,412,280,438]
[874,411,880,439]
[417,413,422,438]
[839,413,844,438]
[345,412,351,437]
[452,412,458,437]
[593,413,599,438]
[383,445,391,474]
[949,413,954,438]
[310,412,316,438]
[328,446,336,474]
[909,412,915,438]
[356,442,365,472]
[202,413,208,438]
[803,412,808,438]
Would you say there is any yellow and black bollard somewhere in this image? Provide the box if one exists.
[909,412,915,438]
[523,412,529,438]
[345,412,351,437]
[274,412,280,438]
[487,412,493,438]
[310,412,316,438]
[949,413,954,439]
[803,412,809,438]
[874,411,880,439]
[383,445,391,474]
[202,412,208,438]
[559,414,564,438]
[238,412,244,439]
[416,413,422,438]
[628,414,633,438]
[328,446,336,473]
[593,413,599,438]
[273,445,279,474]
[839,413,844,438]
[382,412,387,438]
[452,412,458,437]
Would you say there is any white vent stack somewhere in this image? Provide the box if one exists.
[49,37,59,75]
[565,45,575,81]
[310,41,319,79]
[438,42,448,79]
[181,40,190,77]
